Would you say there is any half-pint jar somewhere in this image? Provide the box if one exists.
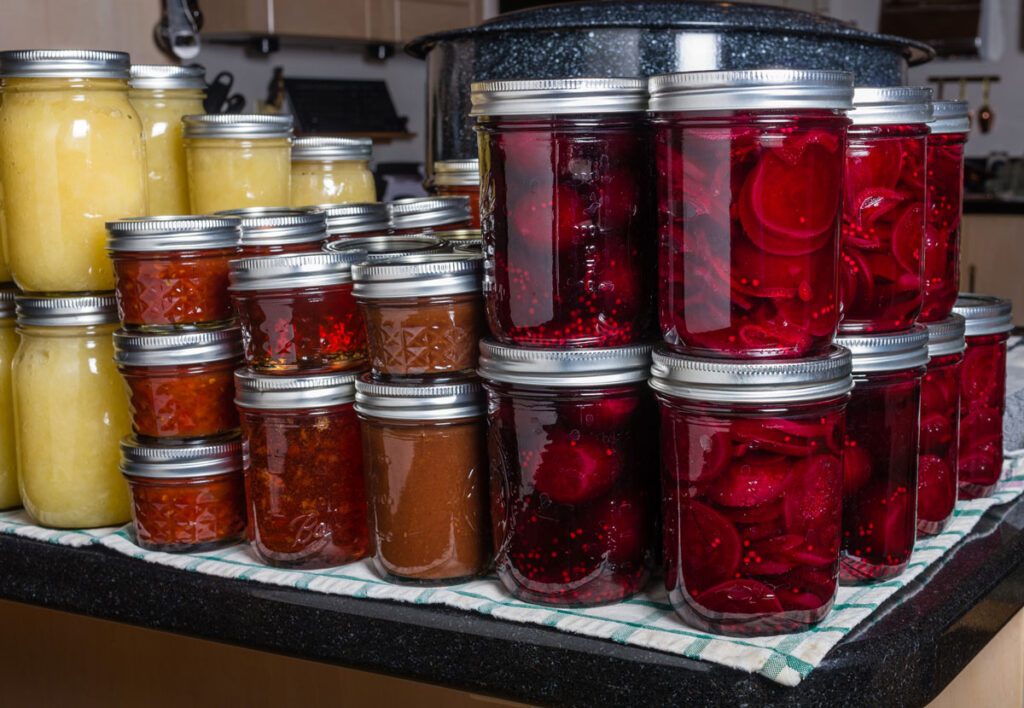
[216,206,326,257]
[388,196,471,236]
[290,137,376,206]
[430,159,480,228]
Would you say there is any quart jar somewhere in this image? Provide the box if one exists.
[917,315,965,535]
[216,206,326,257]
[0,50,147,293]
[107,216,241,331]
[323,234,445,261]
[316,202,390,241]
[120,436,246,552]
[229,250,367,373]
[235,368,368,568]
[353,253,485,377]
[921,102,970,323]
[183,113,292,214]
[648,69,853,358]
[355,375,491,584]
[13,295,130,528]
[113,327,242,441]
[840,88,933,333]
[650,346,852,635]
[479,341,657,606]
[473,78,654,348]
[954,294,1013,499]
[388,196,471,236]
[290,137,376,206]
[430,159,480,229]
[0,290,17,509]
[129,64,206,216]
[835,326,928,583]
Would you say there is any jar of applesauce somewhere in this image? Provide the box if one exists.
[13,294,131,528]
[0,289,18,509]
[291,137,376,206]
[129,64,206,216]
[0,50,147,293]
[183,113,292,214]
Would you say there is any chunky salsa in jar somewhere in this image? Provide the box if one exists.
[216,206,328,257]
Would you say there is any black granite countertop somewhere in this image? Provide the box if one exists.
[3,493,1024,707]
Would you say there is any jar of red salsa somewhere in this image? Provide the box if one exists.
[387,196,471,236]
[107,216,241,331]
[323,234,446,261]
[235,368,368,569]
[430,160,480,229]
[215,206,327,256]
[316,202,390,242]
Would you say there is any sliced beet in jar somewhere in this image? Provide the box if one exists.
[215,206,328,257]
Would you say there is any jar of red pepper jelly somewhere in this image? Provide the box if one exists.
[478,341,657,606]
[835,326,928,583]
[315,202,390,242]
[120,436,246,552]
[920,102,970,323]
[648,69,853,358]
[387,196,471,236]
[106,216,241,331]
[323,234,447,261]
[839,87,933,334]
[229,250,368,374]
[953,294,1013,499]
[235,368,368,568]
[215,206,327,257]
[429,160,481,229]
[917,315,965,535]
[650,346,852,635]
[114,327,243,441]
[472,78,653,348]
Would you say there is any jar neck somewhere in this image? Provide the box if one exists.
[654,392,849,417]
[130,88,206,102]
[483,379,647,399]
[2,76,129,92]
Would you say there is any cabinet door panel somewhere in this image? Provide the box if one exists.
[960,214,1024,325]
[274,0,370,39]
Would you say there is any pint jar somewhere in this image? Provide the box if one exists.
[323,234,445,261]
[216,206,326,257]
[388,196,471,236]
[430,159,481,229]
[290,137,376,206]
[0,290,17,509]
[316,202,390,241]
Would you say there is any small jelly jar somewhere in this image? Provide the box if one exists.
[120,436,246,553]
[921,102,970,323]
[430,159,481,229]
[290,137,376,206]
[954,294,1013,499]
[835,327,928,583]
[353,253,485,377]
[650,346,852,635]
[839,87,933,333]
[917,315,965,535]
[355,375,491,585]
[473,78,653,348]
[479,341,657,606]
[649,69,853,358]
[0,289,17,510]
[113,327,243,441]
[229,250,368,373]
[316,202,391,241]
[235,368,368,568]
[434,228,483,254]
[216,206,327,257]
[107,216,241,331]
[323,234,445,261]
[388,196,471,236]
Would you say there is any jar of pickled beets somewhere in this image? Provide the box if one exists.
[430,160,481,229]
[650,346,852,635]
[472,78,653,348]
[648,69,853,358]
[917,315,965,535]
[229,250,368,373]
[316,202,390,242]
[107,216,241,331]
[323,234,446,262]
[120,436,246,553]
[840,87,933,333]
[920,102,970,323]
[114,327,242,440]
[215,207,327,257]
[835,326,928,583]
[235,368,368,569]
[387,196,471,236]
[954,294,1013,499]
[479,341,657,606]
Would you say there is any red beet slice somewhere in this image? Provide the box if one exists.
[742,146,842,240]
[777,586,828,612]
[892,203,925,274]
[585,493,649,565]
[509,182,593,253]
[677,499,742,589]
[849,187,905,228]
[847,479,915,561]
[739,520,787,542]
[720,499,784,525]
[695,578,784,615]
[784,454,842,534]
[775,129,842,165]
[530,429,622,505]
[708,451,793,507]
[961,409,1002,447]
[842,443,873,499]
[917,454,955,521]
[507,494,602,587]
[567,396,638,433]
[919,413,954,455]
[738,323,814,357]
[845,139,903,203]
[959,447,1000,483]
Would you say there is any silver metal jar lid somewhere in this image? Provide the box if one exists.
[229,250,367,291]
[215,207,326,248]
[291,136,372,161]
[835,326,930,374]
[478,340,652,387]
[113,327,242,367]
[182,113,293,139]
[434,228,482,248]
[471,77,647,116]
[120,436,243,479]
[432,159,479,187]
[0,49,130,79]
[354,373,485,421]
[925,315,967,359]
[307,203,390,236]
[648,69,854,113]
[323,235,445,260]
[929,100,970,134]
[954,293,1014,337]
[848,87,934,126]
[388,197,470,230]
[16,294,118,327]
[0,289,16,320]
[130,64,205,90]
[649,345,853,404]
[352,252,483,299]
[106,215,241,252]
[234,368,358,410]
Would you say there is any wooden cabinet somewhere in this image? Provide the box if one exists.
[960,213,1024,326]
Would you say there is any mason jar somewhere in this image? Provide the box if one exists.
[323,234,445,261]
[430,159,480,229]
[316,202,390,241]
[215,206,326,257]
[434,228,483,254]
[291,137,376,206]
[387,196,472,236]
[0,289,17,509]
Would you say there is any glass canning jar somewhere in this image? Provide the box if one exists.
[387,196,472,236]
[129,65,206,216]
[216,206,326,257]
[13,294,130,528]
[235,369,368,569]
[434,228,483,254]
[0,290,17,509]
[290,137,376,206]
[355,375,491,584]
[839,88,933,333]
[183,114,292,214]
[473,78,654,348]
[229,250,368,373]
[835,327,928,583]
[954,294,1013,499]
[479,341,657,606]
[323,234,445,261]
[107,216,241,330]
[430,159,480,229]
[0,50,147,293]
[316,202,390,241]
[120,436,246,552]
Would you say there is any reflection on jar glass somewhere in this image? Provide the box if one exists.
[290,137,376,206]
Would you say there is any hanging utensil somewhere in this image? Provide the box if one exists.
[978,76,995,133]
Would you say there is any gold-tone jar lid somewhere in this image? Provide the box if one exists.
[0,49,129,79]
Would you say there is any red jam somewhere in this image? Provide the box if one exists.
[921,132,967,322]
[917,352,962,534]
[121,361,240,440]
[958,332,1009,498]
[126,472,246,552]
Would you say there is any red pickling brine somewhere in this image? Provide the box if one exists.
[921,133,967,322]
